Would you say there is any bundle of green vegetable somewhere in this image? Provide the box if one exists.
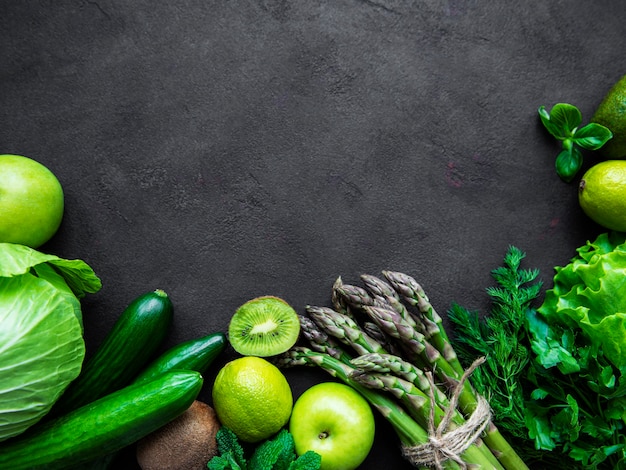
[275,273,528,469]
[449,235,626,469]
[0,243,101,442]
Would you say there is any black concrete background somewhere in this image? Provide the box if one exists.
[1,1,625,468]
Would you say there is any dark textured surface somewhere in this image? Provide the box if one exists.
[1,1,625,468]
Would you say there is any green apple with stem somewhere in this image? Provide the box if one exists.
[0,154,64,248]
[289,382,375,470]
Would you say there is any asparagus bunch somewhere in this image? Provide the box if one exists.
[276,271,528,470]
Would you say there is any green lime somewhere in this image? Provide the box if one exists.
[212,356,293,443]
[579,160,626,231]
[591,75,626,159]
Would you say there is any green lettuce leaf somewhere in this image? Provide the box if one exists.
[538,232,626,368]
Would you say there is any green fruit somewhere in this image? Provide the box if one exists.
[579,160,626,231]
[228,296,300,357]
[591,75,626,159]
[212,356,293,443]
[289,382,375,470]
[0,154,64,248]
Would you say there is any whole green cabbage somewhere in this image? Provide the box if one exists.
[0,243,101,442]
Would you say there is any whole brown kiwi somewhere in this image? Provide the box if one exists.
[136,400,220,470]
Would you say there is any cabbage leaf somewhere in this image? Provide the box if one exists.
[0,243,101,442]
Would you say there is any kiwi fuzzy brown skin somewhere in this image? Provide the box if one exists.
[135,400,220,470]
[228,295,300,357]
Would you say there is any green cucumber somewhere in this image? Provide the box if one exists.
[81,332,227,470]
[134,331,226,383]
[0,370,203,470]
[53,289,174,415]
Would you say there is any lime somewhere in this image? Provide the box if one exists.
[591,75,626,159]
[579,160,626,231]
[212,356,293,443]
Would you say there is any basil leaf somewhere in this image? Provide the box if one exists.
[573,122,613,150]
[549,103,582,133]
[555,147,582,183]
[538,106,565,139]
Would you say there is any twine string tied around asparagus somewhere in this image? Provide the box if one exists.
[401,357,491,469]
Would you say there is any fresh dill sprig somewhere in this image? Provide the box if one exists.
[448,246,542,439]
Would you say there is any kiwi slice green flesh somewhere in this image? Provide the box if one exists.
[228,296,300,357]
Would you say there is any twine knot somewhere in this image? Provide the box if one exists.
[401,357,491,469]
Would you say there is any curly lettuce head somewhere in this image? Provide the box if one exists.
[0,243,101,441]
[538,232,626,368]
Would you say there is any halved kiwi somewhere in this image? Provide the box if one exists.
[228,296,300,357]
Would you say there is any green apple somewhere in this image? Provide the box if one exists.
[0,154,64,248]
[289,382,375,470]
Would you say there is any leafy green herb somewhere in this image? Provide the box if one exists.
[538,103,613,182]
[449,235,626,468]
[208,427,246,470]
[207,428,321,470]
[448,246,542,439]
[523,232,626,469]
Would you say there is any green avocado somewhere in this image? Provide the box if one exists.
[591,74,626,159]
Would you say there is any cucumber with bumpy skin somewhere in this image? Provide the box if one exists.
[0,370,203,470]
[134,331,226,384]
[52,289,174,415]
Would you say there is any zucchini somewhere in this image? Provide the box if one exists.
[134,331,226,383]
[0,370,203,470]
[52,289,174,415]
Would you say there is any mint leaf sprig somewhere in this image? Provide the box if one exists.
[208,427,321,470]
[538,103,613,182]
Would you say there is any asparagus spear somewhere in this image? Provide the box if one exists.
[361,273,400,300]
[351,352,449,405]
[383,270,465,376]
[361,274,427,331]
[362,321,403,356]
[331,276,358,320]
[334,283,384,312]
[297,314,349,362]
[361,305,462,389]
[305,305,387,356]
